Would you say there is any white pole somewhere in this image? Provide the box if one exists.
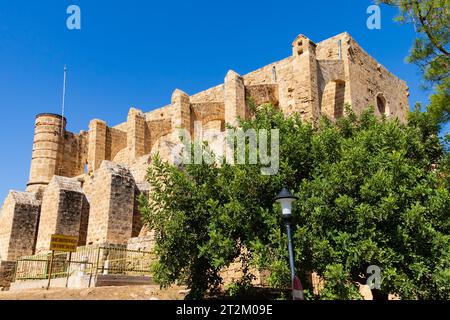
[103,260,110,275]
[60,65,67,137]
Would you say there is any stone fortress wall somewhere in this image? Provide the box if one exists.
[0,33,409,285]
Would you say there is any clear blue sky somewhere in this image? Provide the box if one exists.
[0,0,446,201]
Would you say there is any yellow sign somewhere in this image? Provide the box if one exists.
[49,234,78,252]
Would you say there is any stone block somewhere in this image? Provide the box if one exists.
[127,108,146,161]
[224,70,246,126]
[171,89,191,131]
[35,176,85,253]
[0,191,41,261]
[86,161,135,245]
[87,119,107,172]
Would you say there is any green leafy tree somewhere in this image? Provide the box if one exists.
[379,0,449,125]
[140,104,449,299]
[139,103,315,299]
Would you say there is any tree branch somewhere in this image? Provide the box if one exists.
[413,0,449,56]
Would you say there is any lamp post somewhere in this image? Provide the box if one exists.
[275,187,304,300]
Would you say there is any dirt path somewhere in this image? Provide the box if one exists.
[0,285,188,300]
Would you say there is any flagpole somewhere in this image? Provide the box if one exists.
[61,65,67,137]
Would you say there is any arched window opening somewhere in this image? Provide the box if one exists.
[377,94,387,115]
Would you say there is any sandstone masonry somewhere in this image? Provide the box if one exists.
[0,33,409,286]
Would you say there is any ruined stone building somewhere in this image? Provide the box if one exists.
[0,33,409,286]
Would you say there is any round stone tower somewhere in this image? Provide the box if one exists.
[26,113,66,193]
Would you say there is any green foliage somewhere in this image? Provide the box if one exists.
[140,105,449,299]
[379,0,449,127]
[427,86,450,127]
[288,107,449,299]
[381,0,449,85]
[318,264,363,300]
[138,153,224,299]
[225,274,254,298]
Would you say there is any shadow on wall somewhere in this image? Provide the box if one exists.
[321,80,346,119]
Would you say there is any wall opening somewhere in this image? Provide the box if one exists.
[376,93,388,115]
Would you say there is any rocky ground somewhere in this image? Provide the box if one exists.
[0,285,188,300]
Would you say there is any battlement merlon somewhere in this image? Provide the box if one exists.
[26,32,410,188]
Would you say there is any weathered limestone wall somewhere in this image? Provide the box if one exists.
[245,84,279,108]
[144,104,171,122]
[27,114,66,193]
[86,161,135,245]
[127,108,146,161]
[87,119,107,172]
[0,261,16,288]
[191,102,225,126]
[244,60,284,85]
[27,114,89,194]
[224,71,246,126]
[35,176,85,253]
[0,191,40,261]
[242,36,322,120]
[79,194,90,247]
[346,37,409,120]
[171,89,191,132]
[60,131,88,178]
[87,120,127,172]
[144,119,172,155]
[316,33,345,60]
[316,32,409,120]
[291,35,321,120]
[317,60,346,93]
[321,80,346,119]
[190,84,224,104]
[127,234,155,252]
[106,127,127,163]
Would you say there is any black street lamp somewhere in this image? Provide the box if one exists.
[275,187,304,300]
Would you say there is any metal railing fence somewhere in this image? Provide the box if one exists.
[14,245,154,282]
